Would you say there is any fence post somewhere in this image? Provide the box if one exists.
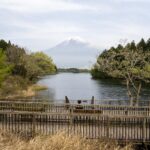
[143,118,146,142]
[68,105,73,135]
[65,96,70,104]
[107,116,110,138]
[32,113,36,137]
[70,106,73,125]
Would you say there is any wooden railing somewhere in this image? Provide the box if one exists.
[0,101,150,116]
[0,97,150,106]
[0,111,150,143]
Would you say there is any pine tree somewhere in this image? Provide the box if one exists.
[130,40,136,51]
[146,38,150,51]
[0,39,8,51]
[137,38,146,51]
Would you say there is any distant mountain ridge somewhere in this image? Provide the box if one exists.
[45,38,99,69]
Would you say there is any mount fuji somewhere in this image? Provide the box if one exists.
[45,38,100,69]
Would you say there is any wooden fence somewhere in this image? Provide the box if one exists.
[0,111,150,144]
[0,101,150,144]
[0,101,150,117]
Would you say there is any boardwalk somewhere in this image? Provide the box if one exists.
[0,100,150,144]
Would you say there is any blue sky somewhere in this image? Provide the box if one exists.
[0,0,150,51]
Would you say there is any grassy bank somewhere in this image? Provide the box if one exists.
[0,83,47,99]
[0,132,133,150]
[21,84,48,97]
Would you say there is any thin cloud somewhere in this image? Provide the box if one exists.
[0,0,112,13]
[0,0,150,51]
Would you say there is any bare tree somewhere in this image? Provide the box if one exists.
[123,51,145,106]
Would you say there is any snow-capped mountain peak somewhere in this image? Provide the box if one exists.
[66,37,87,44]
[45,38,99,68]
[58,37,88,47]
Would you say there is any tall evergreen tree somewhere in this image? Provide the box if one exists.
[137,38,146,51]
[0,40,9,51]
[116,44,123,52]
[146,38,150,51]
[130,40,136,51]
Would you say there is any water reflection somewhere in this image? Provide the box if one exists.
[36,73,150,102]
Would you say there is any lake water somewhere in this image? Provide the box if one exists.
[36,73,150,103]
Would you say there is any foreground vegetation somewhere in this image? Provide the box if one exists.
[0,132,133,150]
[0,39,56,98]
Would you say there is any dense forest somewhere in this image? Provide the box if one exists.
[0,39,56,97]
[91,38,150,83]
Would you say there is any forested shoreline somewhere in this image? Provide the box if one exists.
[91,38,150,105]
[0,39,57,98]
[91,38,150,83]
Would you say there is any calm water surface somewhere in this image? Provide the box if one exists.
[36,73,150,102]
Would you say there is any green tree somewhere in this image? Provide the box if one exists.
[130,41,136,51]
[116,44,123,51]
[0,49,12,85]
[137,38,146,51]
[22,55,42,80]
[32,52,56,75]
[0,39,9,51]
[6,45,26,77]
[146,38,150,51]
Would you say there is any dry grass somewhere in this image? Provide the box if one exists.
[32,84,48,91]
[22,84,47,97]
[0,131,134,150]
[0,84,48,99]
